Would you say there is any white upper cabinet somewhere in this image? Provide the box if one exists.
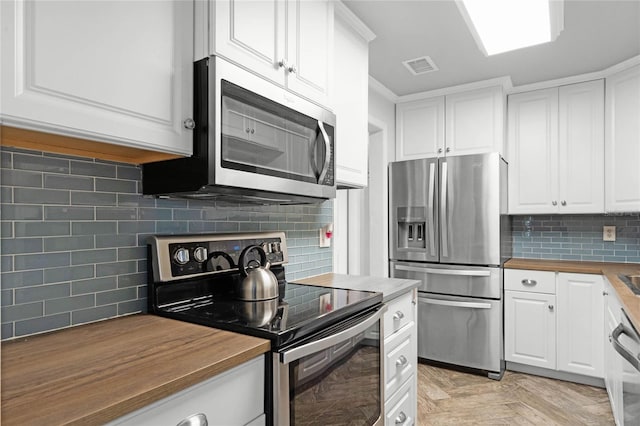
[508,80,604,214]
[507,88,559,214]
[333,3,373,188]
[445,86,504,156]
[396,97,445,160]
[212,0,285,85]
[0,0,194,156]
[395,85,504,161]
[558,81,605,213]
[212,0,333,108]
[605,64,640,212]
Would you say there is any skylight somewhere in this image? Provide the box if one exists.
[456,0,564,56]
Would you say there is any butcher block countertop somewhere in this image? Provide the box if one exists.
[296,273,420,302]
[1,314,270,426]
[505,258,640,331]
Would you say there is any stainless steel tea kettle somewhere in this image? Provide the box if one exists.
[236,245,278,301]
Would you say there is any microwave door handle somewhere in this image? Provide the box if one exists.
[310,130,320,178]
[611,323,640,372]
[317,121,331,183]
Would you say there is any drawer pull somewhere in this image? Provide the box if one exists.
[396,355,408,367]
[177,413,208,426]
[393,311,405,321]
[395,411,407,424]
[521,279,537,286]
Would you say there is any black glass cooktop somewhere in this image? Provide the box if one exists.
[155,281,382,348]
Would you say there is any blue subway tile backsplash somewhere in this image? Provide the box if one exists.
[513,214,640,263]
[1,146,333,340]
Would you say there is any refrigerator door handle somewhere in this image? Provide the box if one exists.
[427,162,436,257]
[440,161,448,258]
[419,297,492,310]
[394,264,491,276]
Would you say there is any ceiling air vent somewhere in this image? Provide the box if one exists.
[402,56,438,76]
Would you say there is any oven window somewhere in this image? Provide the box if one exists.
[289,324,381,426]
[220,80,333,185]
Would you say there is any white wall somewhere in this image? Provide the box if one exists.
[364,85,397,277]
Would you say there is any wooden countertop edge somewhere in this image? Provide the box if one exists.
[505,258,640,331]
[73,343,270,426]
[1,315,271,426]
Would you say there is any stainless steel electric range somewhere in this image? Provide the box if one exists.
[147,232,385,426]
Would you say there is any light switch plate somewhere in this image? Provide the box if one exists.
[603,226,616,242]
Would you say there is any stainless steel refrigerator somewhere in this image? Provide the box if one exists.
[389,152,511,380]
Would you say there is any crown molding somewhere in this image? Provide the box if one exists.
[368,76,399,103]
[396,76,513,103]
[334,1,376,42]
[508,54,640,94]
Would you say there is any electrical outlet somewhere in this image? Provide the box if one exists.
[319,227,331,247]
[603,225,616,242]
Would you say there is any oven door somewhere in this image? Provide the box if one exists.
[273,306,386,426]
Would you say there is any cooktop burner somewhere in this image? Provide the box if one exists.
[157,281,381,347]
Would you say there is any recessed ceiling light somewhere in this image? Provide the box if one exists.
[456,0,564,56]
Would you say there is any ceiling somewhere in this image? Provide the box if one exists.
[343,0,640,97]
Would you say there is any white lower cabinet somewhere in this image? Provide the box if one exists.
[384,370,416,426]
[107,356,265,426]
[383,289,417,426]
[557,273,604,378]
[505,269,604,379]
[505,290,557,369]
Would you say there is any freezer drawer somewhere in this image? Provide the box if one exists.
[417,293,503,374]
[391,261,502,299]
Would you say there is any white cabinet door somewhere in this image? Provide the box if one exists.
[507,88,559,214]
[212,0,286,85]
[505,290,556,369]
[556,273,604,378]
[0,0,193,156]
[605,64,640,213]
[558,80,605,213]
[285,0,333,107]
[333,9,369,188]
[212,0,332,108]
[445,86,504,156]
[395,97,445,160]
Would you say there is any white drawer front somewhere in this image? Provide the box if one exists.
[384,323,416,399]
[384,373,416,426]
[384,291,415,336]
[505,269,556,294]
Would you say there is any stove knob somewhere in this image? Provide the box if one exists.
[174,247,190,265]
[193,246,208,263]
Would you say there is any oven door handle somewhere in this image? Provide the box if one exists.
[279,306,386,364]
[611,322,640,372]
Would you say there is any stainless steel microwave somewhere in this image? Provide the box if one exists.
[143,56,336,204]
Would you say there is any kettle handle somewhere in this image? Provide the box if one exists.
[239,245,270,277]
